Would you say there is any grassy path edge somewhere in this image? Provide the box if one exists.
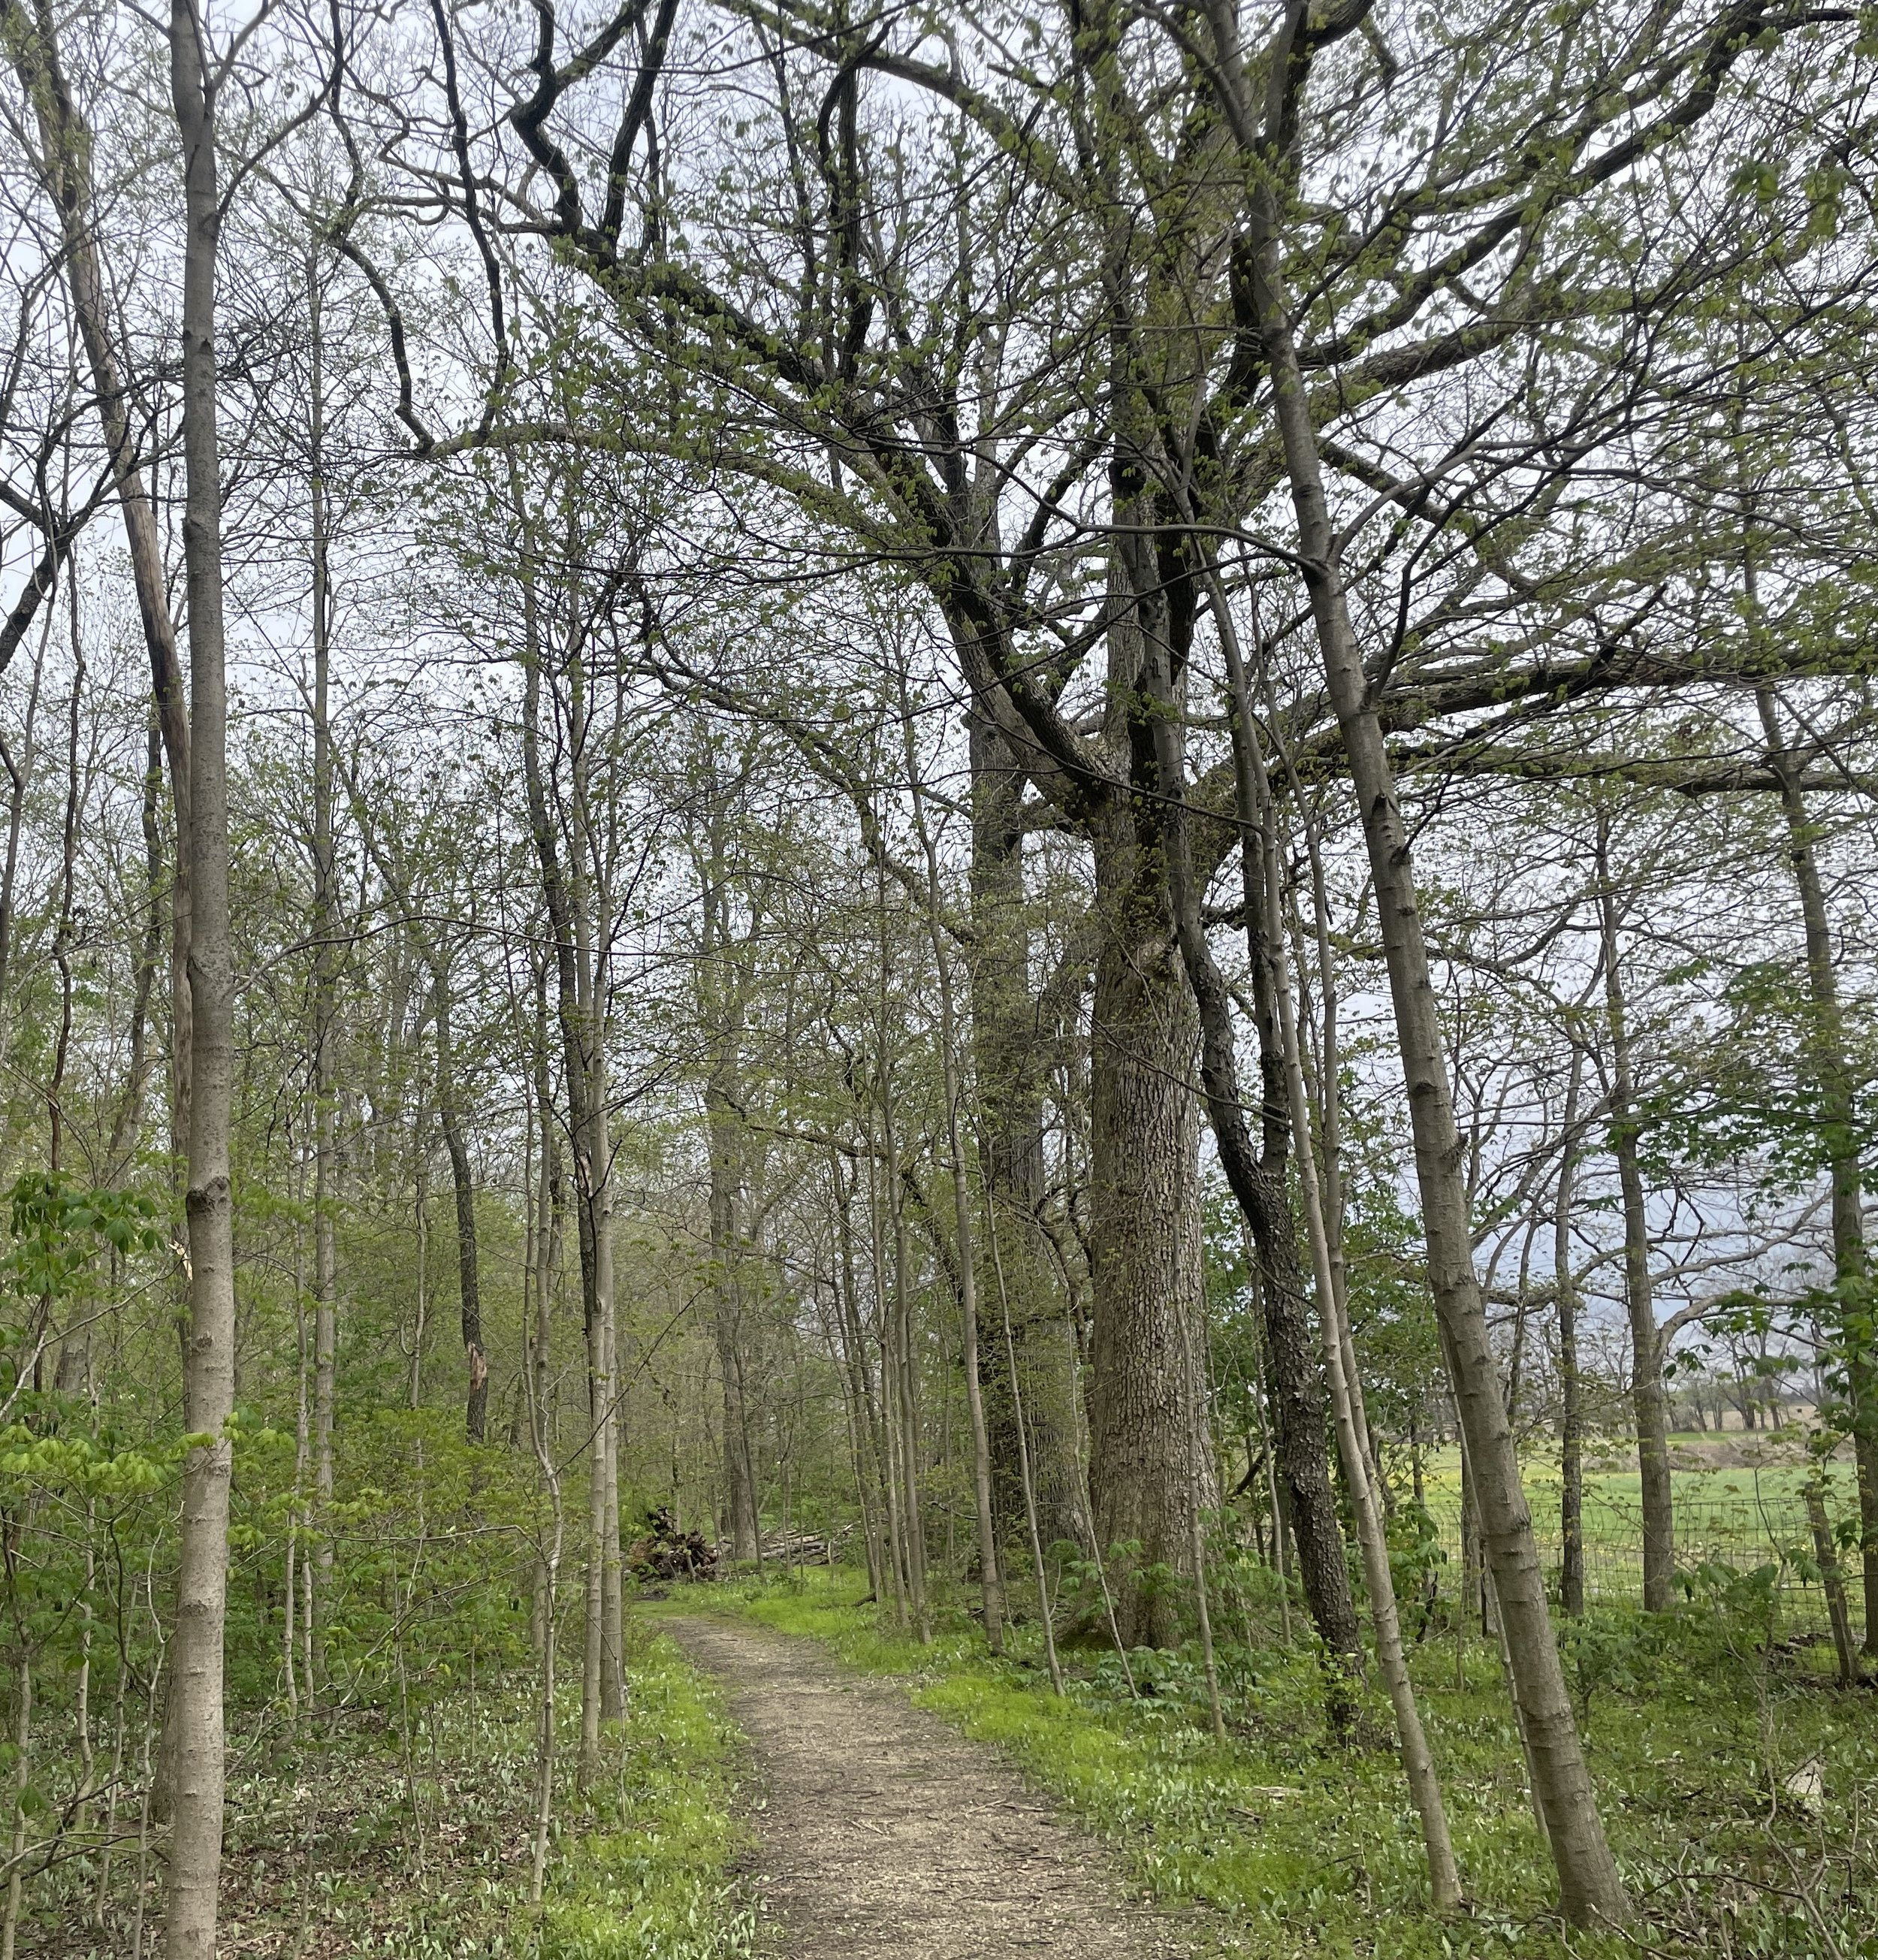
[667,1570,1872,1960]
[534,1621,757,1959]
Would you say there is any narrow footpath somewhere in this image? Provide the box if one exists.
[665,1614,1203,1960]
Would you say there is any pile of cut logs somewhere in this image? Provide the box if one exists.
[628,1515,858,1581]
[751,1527,845,1565]
[626,1507,718,1581]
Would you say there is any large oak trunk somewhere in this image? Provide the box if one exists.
[1085,808,1213,1649]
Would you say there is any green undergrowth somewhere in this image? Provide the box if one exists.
[28,1626,750,1958]
[691,1567,1875,1960]
[536,1621,756,1960]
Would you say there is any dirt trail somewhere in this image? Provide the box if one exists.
[665,1614,1202,1960]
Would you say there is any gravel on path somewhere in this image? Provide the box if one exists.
[663,1613,1206,1960]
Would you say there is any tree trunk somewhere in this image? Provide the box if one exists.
[409,1152,428,1409]
[965,714,1087,1554]
[832,1161,888,1597]
[578,883,623,1729]
[104,721,166,1176]
[1556,1052,1586,1619]
[879,1071,931,1640]
[518,607,621,1756]
[433,979,486,1443]
[701,863,760,1561]
[0,665,43,1018]
[1243,140,1629,1925]
[989,1210,1067,1691]
[1148,601,1361,1685]
[49,593,83,1183]
[1804,1476,1859,1687]
[865,1125,913,1627]
[1756,687,1877,1653]
[5,1,192,1152]
[164,12,236,1953]
[530,958,562,1438]
[902,704,1005,1653]
[1594,820,1674,1614]
[309,270,339,1681]
[1282,790,1387,1522]
[1085,801,1215,1649]
[1262,780,1460,1907]
[706,1090,760,1560]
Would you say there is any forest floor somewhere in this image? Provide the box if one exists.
[20,1623,753,1960]
[664,1613,1206,1960]
[663,1568,1877,1960]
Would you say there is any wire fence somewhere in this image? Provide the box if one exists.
[1415,1485,1867,1642]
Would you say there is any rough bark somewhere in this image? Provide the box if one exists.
[1040,442,1215,1651]
[504,12,1211,1652]
[163,10,235,1952]
[1085,795,1215,1649]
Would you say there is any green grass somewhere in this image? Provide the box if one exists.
[1415,1441,1860,1506]
[536,1623,756,1959]
[1408,1445,1867,1631]
[690,1566,1876,1959]
[1414,1442,1861,1516]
